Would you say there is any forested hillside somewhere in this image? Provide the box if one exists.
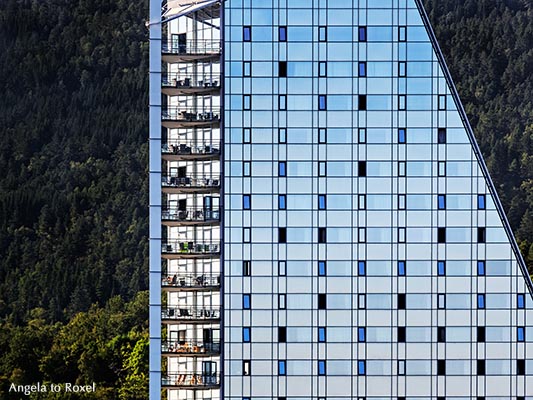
[0,0,532,398]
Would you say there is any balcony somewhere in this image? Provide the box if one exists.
[162,240,220,259]
[162,72,220,96]
[162,273,220,291]
[162,207,220,227]
[161,307,221,323]
[162,340,220,356]
[162,373,220,389]
[162,106,220,128]
[162,140,220,161]
[162,40,221,63]
[162,174,220,194]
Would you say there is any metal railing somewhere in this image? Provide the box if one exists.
[162,307,221,320]
[162,40,221,55]
[162,140,220,156]
[162,340,221,354]
[162,207,220,223]
[163,73,220,89]
[162,273,220,288]
[162,373,220,387]
[162,240,220,254]
[162,107,221,122]
[162,174,220,189]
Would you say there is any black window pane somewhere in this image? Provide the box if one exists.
[437,360,446,375]
[438,227,446,243]
[278,228,287,243]
[438,128,446,144]
[358,161,367,177]
[397,327,406,342]
[477,227,486,243]
[318,294,327,309]
[278,327,287,343]
[279,61,287,77]
[477,327,486,342]
[477,360,485,376]
[398,294,406,310]
[517,359,525,375]
[358,95,367,110]
[438,327,446,342]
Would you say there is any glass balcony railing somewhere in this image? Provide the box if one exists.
[161,307,221,320]
[162,107,220,122]
[162,373,220,387]
[163,73,220,89]
[162,140,220,156]
[162,240,220,255]
[162,340,221,355]
[162,40,221,55]
[162,207,220,223]
[161,174,220,189]
[162,273,220,289]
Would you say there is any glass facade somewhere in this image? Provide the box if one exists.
[150,0,533,399]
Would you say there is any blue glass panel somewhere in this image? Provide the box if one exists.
[478,194,486,210]
[279,162,286,177]
[318,327,326,342]
[477,261,485,276]
[359,62,366,77]
[318,361,326,375]
[318,195,326,209]
[358,261,366,276]
[358,26,367,42]
[398,128,406,143]
[518,294,525,309]
[278,361,286,375]
[279,26,287,42]
[437,261,445,276]
[319,95,327,110]
[398,261,406,276]
[438,195,446,210]
[477,294,485,309]
[243,294,251,309]
[358,360,366,375]
[243,26,251,41]
[358,327,366,342]
[518,327,525,342]
[243,195,251,210]
[318,261,326,276]
[243,327,251,342]
[279,195,286,210]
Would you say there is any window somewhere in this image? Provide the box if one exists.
[279,128,287,143]
[243,360,251,375]
[358,128,367,143]
[398,161,406,177]
[278,327,287,343]
[243,26,251,41]
[243,61,251,77]
[477,327,486,342]
[243,128,251,143]
[358,327,366,342]
[243,95,251,110]
[398,360,405,376]
[358,261,366,276]
[243,161,251,177]
[358,161,367,177]
[438,128,446,144]
[358,95,367,111]
[398,261,406,276]
[438,161,446,176]
[319,128,327,143]
[398,294,406,310]
[398,95,406,110]
[518,327,525,342]
[438,327,446,342]
[318,327,326,342]
[243,327,251,342]
[477,227,486,243]
[478,194,486,210]
[243,194,251,210]
[278,227,287,243]
[319,95,327,110]
[318,360,326,375]
[358,360,366,375]
[437,360,446,375]
[438,95,446,110]
[518,294,525,309]
[279,61,287,77]
[318,195,326,210]
[399,61,406,77]
[398,128,406,144]
[319,62,327,77]
[477,260,485,276]
[319,26,327,41]
[358,294,366,309]
[359,62,367,77]
[278,360,286,375]
[279,95,287,110]
[398,327,406,342]
[398,227,406,243]
[319,161,327,177]
[358,195,366,210]
[243,227,251,243]
[318,261,326,276]
[438,294,445,309]
[399,26,407,41]
[318,294,327,310]
[358,228,366,243]
[477,360,486,376]
[477,294,485,309]
[318,227,327,243]
[358,26,367,42]
[279,26,287,42]
[278,261,286,276]
[278,161,286,177]
[437,227,446,243]
[438,194,446,210]
[437,261,446,276]
[243,261,251,276]
[518,360,526,375]
[243,294,251,309]
[278,294,286,309]
[279,195,286,210]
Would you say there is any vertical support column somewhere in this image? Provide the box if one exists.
[149,0,162,399]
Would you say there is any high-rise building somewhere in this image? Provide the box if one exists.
[149,1,533,399]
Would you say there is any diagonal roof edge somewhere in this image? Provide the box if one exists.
[162,0,219,23]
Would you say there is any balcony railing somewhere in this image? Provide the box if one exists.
[162,240,220,254]
[162,373,220,387]
[162,340,221,355]
[162,307,221,320]
[162,140,220,156]
[162,273,220,289]
[162,174,220,189]
[162,107,220,123]
[162,40,221,55]
[162,207,220,223]
[163,73,220,89]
